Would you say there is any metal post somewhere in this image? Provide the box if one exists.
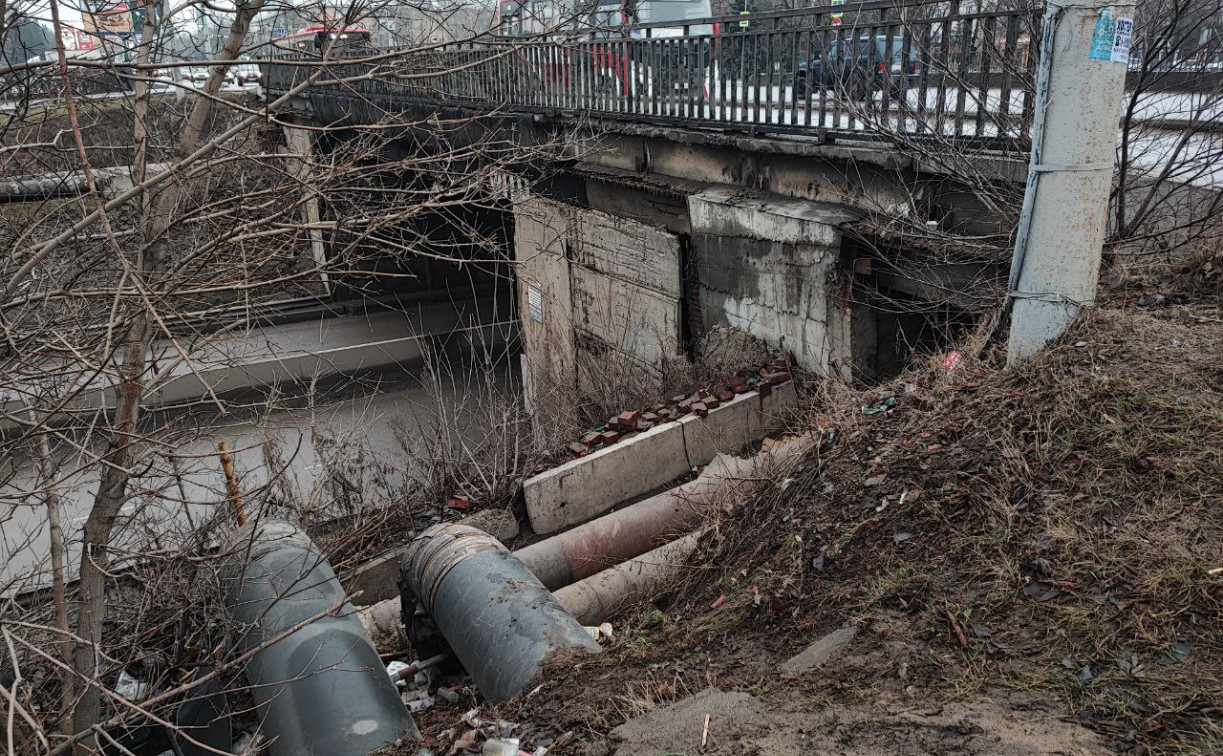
[1006,0,1134,364]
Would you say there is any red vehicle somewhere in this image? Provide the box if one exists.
[496,0,715,96]
[274,26,372,53]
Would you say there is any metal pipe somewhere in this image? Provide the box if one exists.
[517,434,815,590]
[515,454,754,590]
[0,175,88,201]
[389,652,450,684]
[399,523,601,703]
[366,434,818,644]
[553,530,705,626]
[222,520,419,756]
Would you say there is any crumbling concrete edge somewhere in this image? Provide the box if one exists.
[524,381,798,534]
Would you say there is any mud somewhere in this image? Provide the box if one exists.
[599,687,1107,756]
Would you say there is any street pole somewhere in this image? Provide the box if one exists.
[1006,0,1135,365]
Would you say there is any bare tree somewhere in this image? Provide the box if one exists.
[0,0,567,748]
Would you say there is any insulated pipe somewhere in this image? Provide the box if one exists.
[362,434,819,642]
[0,175,88,200]
[399,523,601,703]
[553,530,705,626]
[222,520,419,756]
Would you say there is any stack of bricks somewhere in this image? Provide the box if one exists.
[544,359,793,463]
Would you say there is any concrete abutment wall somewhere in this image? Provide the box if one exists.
[687,187,868,380]
[513,181,879,390]
[512,193,685,426]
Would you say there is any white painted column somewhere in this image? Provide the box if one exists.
[1007,0,1135,364]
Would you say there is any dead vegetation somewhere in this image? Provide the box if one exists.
[487,280,1221,754]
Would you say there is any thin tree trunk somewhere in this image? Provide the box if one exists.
[69,0,265,739]
[29,413,74,739]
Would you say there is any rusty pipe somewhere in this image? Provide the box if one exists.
[553,530,705,626]
[516,434,815,591]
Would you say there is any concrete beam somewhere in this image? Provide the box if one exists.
[688,186,860,245]
[524,381,798,534]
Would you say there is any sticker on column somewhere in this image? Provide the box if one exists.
[1089,8,1133,64]
[527,281,544,323]
[1111,16,1134,64]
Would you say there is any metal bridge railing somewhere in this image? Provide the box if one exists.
[264,0,1042,148]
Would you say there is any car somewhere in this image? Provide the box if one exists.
[180,67,235,84]
[233,64,262,85]
[797,34,920,97]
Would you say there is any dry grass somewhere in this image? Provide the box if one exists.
[508,301,1222,755]
[680,303,1223,753]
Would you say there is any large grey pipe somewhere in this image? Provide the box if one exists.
[399,523,600,703]
[222,520,419,756]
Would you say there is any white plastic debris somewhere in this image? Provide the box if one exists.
[405,696,435,714]
[231,731,264,755]
[116,669,148,701]
[582,622,614,643]
[482,738,520,756]
[387,660,412,688]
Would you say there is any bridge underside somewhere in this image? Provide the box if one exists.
[277,96,1012,396]
[517,167,1001,396]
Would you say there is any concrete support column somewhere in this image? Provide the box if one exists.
[687,188,862,379]
[1007,0,1135,363]
[284,125,331,297]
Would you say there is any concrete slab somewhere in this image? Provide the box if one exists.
[779,626,857,675]
[526,421,690,535]
[523,384,797,534]
[680,381,797,465]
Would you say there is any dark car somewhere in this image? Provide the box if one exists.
[797,34,920,96]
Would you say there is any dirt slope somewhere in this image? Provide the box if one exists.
[486,301,1222,756]
[389,293,1222,756]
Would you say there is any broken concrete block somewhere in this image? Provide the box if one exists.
[779,626,857,675]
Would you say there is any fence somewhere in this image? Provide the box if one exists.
[265,0,1043,147]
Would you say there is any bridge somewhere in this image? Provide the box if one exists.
[264,0,1039,150]
[260,0,1131,402]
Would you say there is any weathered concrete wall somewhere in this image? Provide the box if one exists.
[514,193,578,424]
[513,192,683,408]
[688,188,863,379]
